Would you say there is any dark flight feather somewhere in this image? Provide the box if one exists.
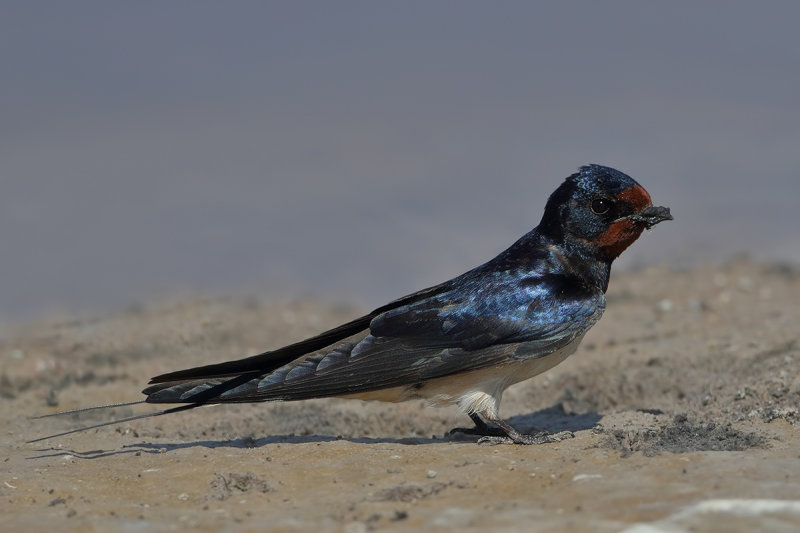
[144,271,603,405]
[147,281,454,385]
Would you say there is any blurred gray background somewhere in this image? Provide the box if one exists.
[2,1,799,323]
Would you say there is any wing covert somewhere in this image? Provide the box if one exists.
[370,272,604,352]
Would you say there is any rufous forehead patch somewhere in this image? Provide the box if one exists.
[616,185,652,211]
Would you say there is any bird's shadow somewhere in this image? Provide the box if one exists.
[506,403,601,434]
[28,404,601,460]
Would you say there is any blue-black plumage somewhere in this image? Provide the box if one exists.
[32,164,672,444]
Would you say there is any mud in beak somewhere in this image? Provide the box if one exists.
[619,205,673,229]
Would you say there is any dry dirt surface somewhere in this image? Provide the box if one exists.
[2,258,799,532]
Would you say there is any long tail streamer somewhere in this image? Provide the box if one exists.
[27,404,200,444]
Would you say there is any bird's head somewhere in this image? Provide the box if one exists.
[538,164,672,262]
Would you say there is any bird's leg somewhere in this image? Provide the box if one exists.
[446,413,510,439]
[454,412,575,445]
[467,413,504,436]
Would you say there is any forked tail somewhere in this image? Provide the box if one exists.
[28,372,264,443]
[27,402,202,443]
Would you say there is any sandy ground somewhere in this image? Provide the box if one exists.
[2,258,799,532]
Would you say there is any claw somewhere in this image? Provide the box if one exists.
[477,430,574,446]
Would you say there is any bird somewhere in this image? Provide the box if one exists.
[31,164,671,445]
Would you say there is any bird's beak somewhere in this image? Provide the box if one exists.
[618,205,673,229]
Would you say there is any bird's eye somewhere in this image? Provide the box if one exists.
[591,199,612,215]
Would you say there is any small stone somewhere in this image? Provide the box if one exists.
[572,474,602,482]
[686,299,705,312]
[657,299,673,312]
[344,522,367,533]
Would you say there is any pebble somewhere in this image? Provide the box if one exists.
[737,276,754,291]
[572,474,603,482]
[686,299,705,312]
[657,299,673,312]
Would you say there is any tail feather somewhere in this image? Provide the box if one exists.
[27,403,199,443]
[31,400,147,419]
[144,372,264,404]
[29,374,262,442]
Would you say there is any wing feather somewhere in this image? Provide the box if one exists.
[147,280,454,385]
[146,273,603,404]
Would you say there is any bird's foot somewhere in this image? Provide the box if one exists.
[477,430,575,446]
[446,425,508,439]
[447,413,574,445]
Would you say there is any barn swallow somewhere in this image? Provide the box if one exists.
[31,164,671,444]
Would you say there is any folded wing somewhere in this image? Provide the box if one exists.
[145,272,603,405]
